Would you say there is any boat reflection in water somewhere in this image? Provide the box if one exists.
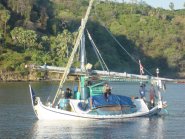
[29,116,165,138]
[136,116,165,138]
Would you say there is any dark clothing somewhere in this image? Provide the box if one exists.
[65,88,72,99]
[104,90,111,100]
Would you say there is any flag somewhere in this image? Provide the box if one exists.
[139,60,144,75]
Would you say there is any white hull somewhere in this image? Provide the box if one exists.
[32,97,161,120]
[33,99,160,120]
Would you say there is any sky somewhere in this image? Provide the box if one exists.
[117,0,185,10]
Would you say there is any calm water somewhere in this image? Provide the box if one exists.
[0,81,185,139]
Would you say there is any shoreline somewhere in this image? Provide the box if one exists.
[0,77,184,83]
[0,71,184,83]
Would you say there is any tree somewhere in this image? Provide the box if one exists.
[10,27,38,49]
[0,30,3,40]
[40,7,49,29]
[41,36,50,51]
[50,29,75,66]
[169,2,174,11]
[0,9,10,38]
[7,0,34,21]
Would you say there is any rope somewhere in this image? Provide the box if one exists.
[86,30,109,73]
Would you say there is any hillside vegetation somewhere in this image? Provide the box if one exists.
[0,0,185,80]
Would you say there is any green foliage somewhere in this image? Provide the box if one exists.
[7,0,34,21]
[0,7,10,37]
[0,50,24,71]
[0,1,185,78]
[50,29,75,59]
[10,27,38,50]
[30,50,44,65]
[0,29,2,40]
[16,63,29,76]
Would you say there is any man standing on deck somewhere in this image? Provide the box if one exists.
[150,84,156,108]
[139,83,146,101]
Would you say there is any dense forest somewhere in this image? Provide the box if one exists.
[0,0,185,81]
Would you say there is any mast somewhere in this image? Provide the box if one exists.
[52,0,94,105]
[80,19,86,72]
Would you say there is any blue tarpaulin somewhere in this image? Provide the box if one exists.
[91,94,133,108]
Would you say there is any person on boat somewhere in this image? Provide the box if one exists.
[103,83,112,101]
[65,88,72,99]
[104,88,111,101]
[103,83,110,93]
[149,84,156,108]
[89,83,112,109]
[139,83,146,101]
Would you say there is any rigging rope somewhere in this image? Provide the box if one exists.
[86,30,109,73]
[94,2,153,76]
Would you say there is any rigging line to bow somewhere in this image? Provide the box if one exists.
[94,3,153,76]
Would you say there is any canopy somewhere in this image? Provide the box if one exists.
[91,94,133,108]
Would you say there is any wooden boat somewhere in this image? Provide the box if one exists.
[29,0,167,120]
[29,84,166,120]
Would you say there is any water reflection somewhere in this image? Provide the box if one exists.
[136,116,165,139]
[28,116,165,139]
[30,120,99,138]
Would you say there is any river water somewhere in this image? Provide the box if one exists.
[0,81,185,139]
